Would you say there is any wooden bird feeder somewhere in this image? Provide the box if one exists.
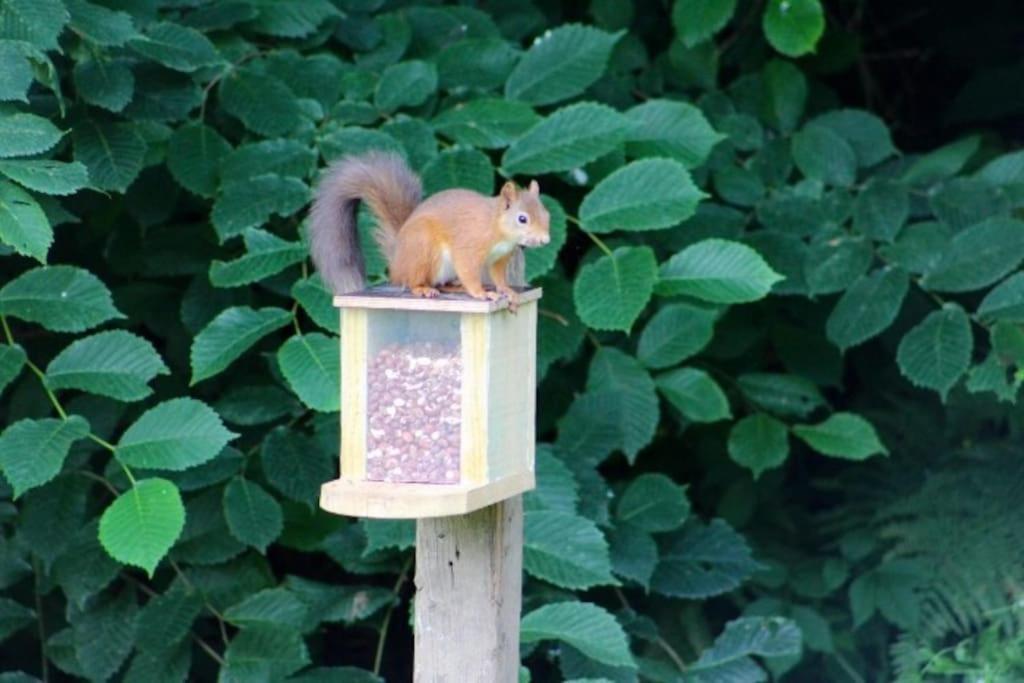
[319,285,542,519]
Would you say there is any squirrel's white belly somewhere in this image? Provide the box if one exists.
[433,247,457,284]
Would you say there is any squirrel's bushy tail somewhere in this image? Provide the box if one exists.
[308,152,422,293]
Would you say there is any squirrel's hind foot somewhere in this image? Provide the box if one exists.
[411,286,440,298]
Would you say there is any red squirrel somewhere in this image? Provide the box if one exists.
[308,152,550,305]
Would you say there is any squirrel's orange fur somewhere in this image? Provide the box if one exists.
[308,152,550,305]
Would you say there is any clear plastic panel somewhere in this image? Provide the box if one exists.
[365,310,462,485]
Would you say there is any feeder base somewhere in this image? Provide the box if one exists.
[319,471,535,519]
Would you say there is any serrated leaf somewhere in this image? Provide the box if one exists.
[728,413,789,478]
[651,519,760,598]
[210,228,306,287]
[0,160,89,196]
[524,510,617,589]
[291,276,338,334]
[261,427,333,506]
[374,60,437,112]
[73,58,135,112]
[586,348,659,461]
[135,589,203,653]
[98,478,185,576]
[421,147,493,195]
[966,352,1019,404]
[921,217,1024,293]
[245,0,340,38]
[66,0,137,46]
[212,174,309,242]
[656,367,731,422]
[763,59,807,133]
[221,139,314,184]
[811,109,896,168]
[0,179,50,261]
[0,113,63,159]
[0,265,122,332]
[521,601,634,669]
[978,272,1024,323]
[219,68,302,136]
[616,473,690,532]
[129,21,221,72]
[502,102,631,175]
[0,596,34,642]
[433,98,540,149]
[637,302,717,369]
[224,588,308,630]
[191,306,292,384]
[896,304,972,400]
[762,0,824,57]
[505,24,620,106]
[0,0,68,50]
[116,398,236,470]
[792,123,857,186]
[524,447,579,514]
[672,0,738,47]
[580,158,705,233]
[625,99,724,168]
[573,246,656,332]
[608,524,657,588]
[690,617,801,675]
[361,519,415,555]
[803,234,872,296]
[825,267,909,350]
[223,477,283,553]
[0,41,31,102]
[222,625,310,680]
[277,332,340,412]
[437,37,519,91]
[793,412,887,460]
[69,589,138,681]
[0,416,89,497]
[902,135,979,185]
[72,119,146,192]
[166,123,231,198]
[45,330,167,401]
[854,180,908,242]
[737,372,825,418]
[0,343,25,395]
[657,238,782,303]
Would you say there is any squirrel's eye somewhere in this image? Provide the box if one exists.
[516,213,529,225]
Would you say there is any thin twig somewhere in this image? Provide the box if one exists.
[374,556,413,675]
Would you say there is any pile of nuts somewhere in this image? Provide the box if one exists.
[365,341,462,484]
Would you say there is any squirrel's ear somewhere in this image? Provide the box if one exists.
[500,181,518,207]
[528,180,540,196]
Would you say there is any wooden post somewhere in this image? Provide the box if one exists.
[413,496,523,683]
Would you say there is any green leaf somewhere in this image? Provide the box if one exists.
[637,302,717,369]
[854,180,908,242]
[291,276,339,334]
[223,477,284,553]
[826,267,909,350]
[804,234,872,296]
[573,246,657,332]
[129,21,220,72]
[966,352,1018,404]
[0,179,50,261]
[737,372,825,418]
[849,561,922,629]
[763,59,807,133]
[502,102,631,175]
[374,60,437,112]
[277,332,340,413]
[656,367,731,422]
[690,617,802,675]
[69,589,138,681]
[525,447,579,514]
[525,196,568,282]
[896,304,972,400]
[433,98,540,149]
[245,0,340,38]
[73,58,135,112]
[219,68,302,137]
[792,124,857,186]
[0,0,68,50]
[72,119,146,192]
[45,330,168,402]
[624,99,724,168]
[811,109,896,168]
[505,24,621,106]
[221,625,310,681]
[672,0,738,47]
[0,113,63,160]
[221,139,315,183]
[212,174,309,242]
[98,478,185,576]
[651,519,760,597]
[608,524,657,588]
[66,0,137,46]
[135,589,203,653]
[210,228,306,288]
[586,347,659,461]
[261,427,334,506]
[902,135,979,185]
[224,588,308,630]
[921,217,1024,293]
[793,412,887,460]
[361,519,415,555]
[0,41,31,102]
[0,265,122,332]
[520,602,635,669]
[657,238,782,303]
[0,596,34,642]
[190,306,292,384]
[0,343,25,396]
[0,416,89,497]
[616,473,690,532]
[579,158,705,233]
[437,38,519,91]
[0,160,89,196]
[421,147,493,195]
[762,0,824,57]
[978,272,1024,323]
[166,122,232,198]
[524,510,617,589]
[116,398,236,470]
[728,413,790,478]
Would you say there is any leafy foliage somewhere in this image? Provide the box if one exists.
[0,0,1020,680]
